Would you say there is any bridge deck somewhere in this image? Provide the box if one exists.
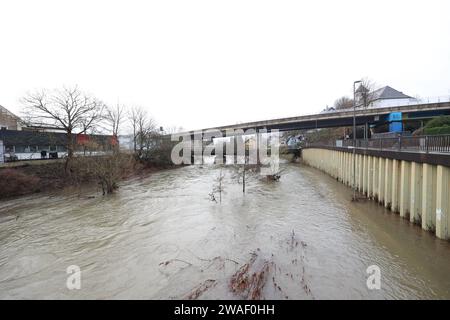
[167,101,450,136]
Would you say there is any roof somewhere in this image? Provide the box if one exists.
[0,129,69,146]
[371,86,412,100]
[0,105,21,120]
[0,129,115,147]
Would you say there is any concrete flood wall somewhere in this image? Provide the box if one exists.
[302,148,450,240]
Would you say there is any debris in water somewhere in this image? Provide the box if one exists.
[184,279,217,300]
[229,252,274,300]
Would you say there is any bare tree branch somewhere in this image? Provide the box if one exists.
[21,86,104,170]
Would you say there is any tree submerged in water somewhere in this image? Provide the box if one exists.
[209,169,226,203]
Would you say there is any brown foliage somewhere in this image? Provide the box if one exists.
[229,251,273,300]
[71,153,136,195]
[0,169,40,198]
[184,279,217,300]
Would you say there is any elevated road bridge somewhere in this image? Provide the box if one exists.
[178,101,450,135]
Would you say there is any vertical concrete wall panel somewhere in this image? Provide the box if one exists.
[410,162,422,224]
[400,161,411,218]
[436,165,449,240]
[362,155,368,195]
[392,159,401,213]
[372,156,379,200]
[422,164,437,231]
[378,158,385,205]
[384,159,392,209]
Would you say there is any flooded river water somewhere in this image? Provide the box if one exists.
[0,162,449,299]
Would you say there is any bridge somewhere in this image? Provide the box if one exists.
[179,101,450,135]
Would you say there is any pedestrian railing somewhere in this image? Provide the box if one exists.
[305,134,450,154]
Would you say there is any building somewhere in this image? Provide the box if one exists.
[0,129,69,161]
[0,105,117,162]
[0,129,117,161]
[356,85,416,109]
[0,105,22,130]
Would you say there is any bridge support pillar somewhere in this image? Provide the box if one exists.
[400,161,411,219]
[435,165,450,240]
[422,164,437,231]
[410,162,422,224]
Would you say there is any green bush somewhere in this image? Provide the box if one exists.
[425,116,450,128]
[424,125,450,135]
[423,116,450,135]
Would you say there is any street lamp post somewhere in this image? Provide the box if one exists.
[353,80,362,201]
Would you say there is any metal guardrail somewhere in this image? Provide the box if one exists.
[306,134,450,154]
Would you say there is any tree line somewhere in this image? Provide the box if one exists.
[20,85,182,194]
[21,86,182,166]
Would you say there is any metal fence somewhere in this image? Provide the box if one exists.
[306,134,450,154]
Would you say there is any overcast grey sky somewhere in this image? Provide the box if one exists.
[1,0,450,131]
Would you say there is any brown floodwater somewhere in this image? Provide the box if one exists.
[0,162,449,299]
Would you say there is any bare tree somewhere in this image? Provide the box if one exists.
[356,78,376,108]
[22,86,104,170]
[128,106,140,152]
[128,106,156,155]
[209,169,226,203]
[105,103,125,137]
[334,96,354,110]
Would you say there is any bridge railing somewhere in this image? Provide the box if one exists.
[306,134,450,154]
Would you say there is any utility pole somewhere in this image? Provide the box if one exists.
[353,80,362,201]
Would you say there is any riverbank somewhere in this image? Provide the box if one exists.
[0,157,174,200]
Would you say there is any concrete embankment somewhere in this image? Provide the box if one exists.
[302,148,450,240]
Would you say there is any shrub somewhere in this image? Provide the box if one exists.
[71,153,136,195]
[0,169,40,199]
[140,137,177,167]
[424,116,450,135]
[425,116,450,129]
[424,125,450,135]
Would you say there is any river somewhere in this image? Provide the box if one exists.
[0,162,449,299]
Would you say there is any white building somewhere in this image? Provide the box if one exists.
[357,86,416,108]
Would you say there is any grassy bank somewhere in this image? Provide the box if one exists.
[0,155,174,200]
